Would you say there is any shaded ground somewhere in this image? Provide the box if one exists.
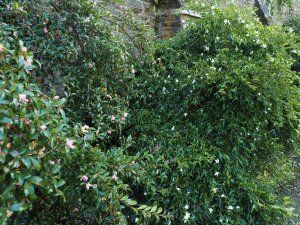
[282,157,300,225]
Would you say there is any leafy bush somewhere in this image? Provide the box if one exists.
[128,1,300,224]
[283,16,300,73]
[0,22,166,225]
[1,0,300,224]
[0,25,72,223]
[0,0,148,133]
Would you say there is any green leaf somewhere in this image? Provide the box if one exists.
[21,157,32,168]
[0,117,12,124]
[10,203,26,212]
[150,205,157,213]
[31,176,43,185]
[30,157,41,170]
[127,200,137,206]
[157,207,163,214]
[55,179,66,189]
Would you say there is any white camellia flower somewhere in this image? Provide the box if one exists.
[228,205,234,210]
[184,205,189,209]
[209,208,213,213]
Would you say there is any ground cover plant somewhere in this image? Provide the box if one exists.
[0,0,300,224]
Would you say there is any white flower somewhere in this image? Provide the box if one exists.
[236,206,240,209]
[224,19,230,25]
[135,218,139,222]
[209,208,213,213]
[183,212,191,223]
[184,205,189,209]
[261,44,267,48]
[214,171,220,176]
[221,194,226,198]
[215,159,219,164]
[184,113,188,117]
[215,36,220,41]
[289,28,294,33]
[212,188,218,193]
[292,50,297,54]
[175,79,179,83]
[171,126,175,131]
[211,5,215,9]
[228,205,234,210]
[204,46,209,51]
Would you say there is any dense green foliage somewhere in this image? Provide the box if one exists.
[284,16,300,73]
[0,0,300,224]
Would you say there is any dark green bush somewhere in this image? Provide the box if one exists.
[128,1,300,224]
[1,0,300,224]
[283,16,300,73]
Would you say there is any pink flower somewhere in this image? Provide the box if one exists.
[123,112,128,117]
[21,47,27,53]
[86,183,93,190]
[85,17,90,23]
[111,115,115,121]
[107,95,112,100]
[121,116,125,121]
[73,208,79,212]
[53,96,60,100]
[43,27,48,34]
[107,130,112,134]
[24,59,32,67]
[80,175,89,182]
[112,174,118,180]
[40,125,47,131]
[0,44,4,52]
[24,118,31,125]
[66,138,75,149]
[19,94,29,103]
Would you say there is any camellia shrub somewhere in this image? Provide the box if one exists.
[0,23,167,225]
[0,25,73,223]
[0,0,148,134]
[127,1,300,224]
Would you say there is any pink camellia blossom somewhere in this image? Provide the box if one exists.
[112,174,118,180]
[80,175,89,182]
[73,208,79,212]
[19,94,29,103]
[111,115,115,121]
[24,118,31,125]
[21,47,27,53]
[53,96,60,100]
[86,183,93,190]
[85,17,90,23]
[121,116,125,121]
[66,138,75,149]
[43,27,48,34]
[123,112,128,118]
[24,59,32,67]
[107,130,112,134]
[0,44,4,52]
[40,125,47,131]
